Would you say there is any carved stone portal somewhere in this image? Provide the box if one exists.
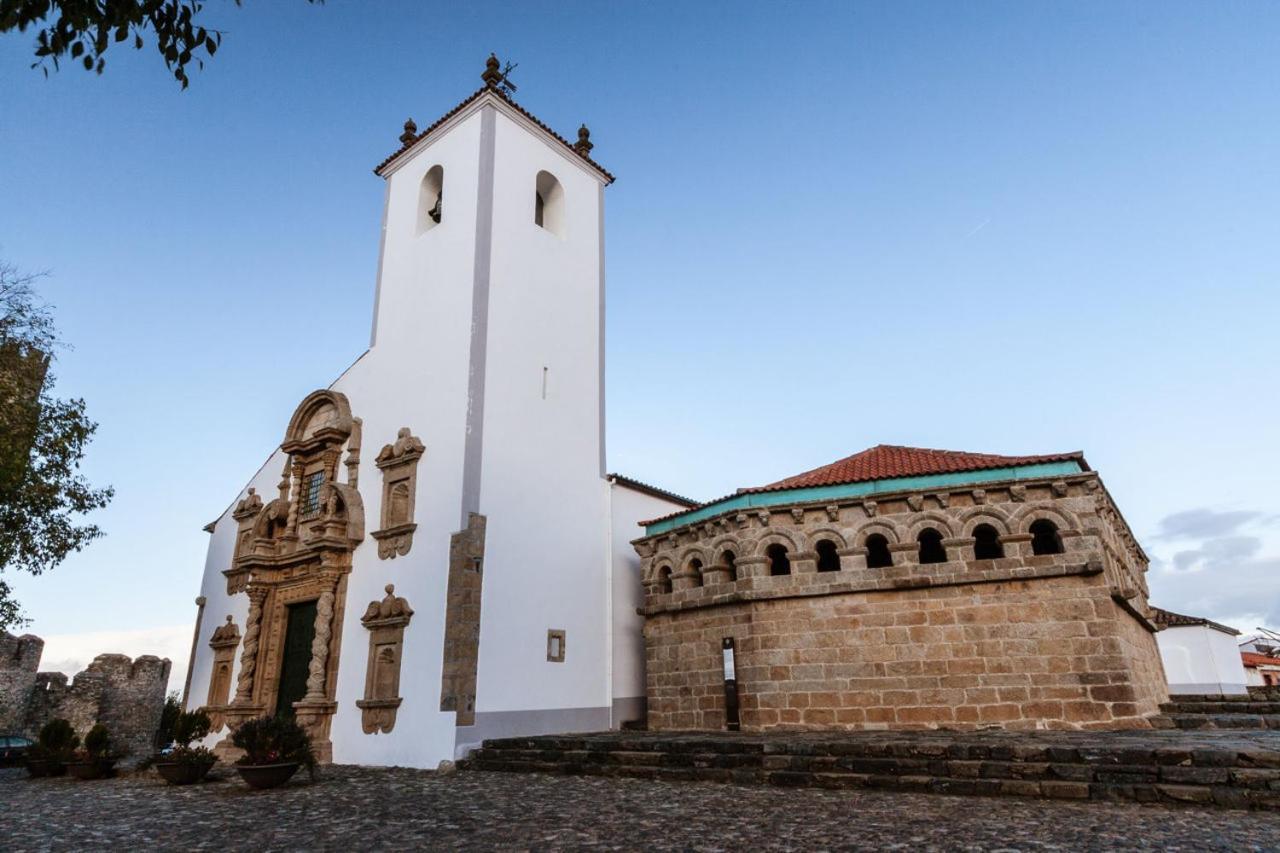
[356,584,414,734]
[370,427,424,559]
[217,389,364,765]
[203,615,241,731]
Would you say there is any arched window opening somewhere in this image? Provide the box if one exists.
[815,539,841,573]
[417,165,444,234]
[972,524,1004,560]
[534,170,565,237]
[766,543,791,576]
[865,534,893,569]
[689,558,704,588]
[1030,519,1064,556]
[721,550,738,582]
[917,528,947,564]
[657,566,673,594]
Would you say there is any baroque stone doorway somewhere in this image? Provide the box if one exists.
[276,600,318,719]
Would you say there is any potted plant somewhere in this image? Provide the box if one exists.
[231,716,316,789]
[154,709,218,785]
[65,723,122,780]
[25,719,79,778]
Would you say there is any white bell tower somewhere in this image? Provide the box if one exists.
[368,57,617,746]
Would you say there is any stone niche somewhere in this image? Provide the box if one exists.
[204,616,241,731]
[370,428,424,559]
[356,584,414,733]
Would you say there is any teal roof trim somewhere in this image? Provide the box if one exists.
[642,461,1085,537]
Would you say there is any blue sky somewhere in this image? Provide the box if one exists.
[1,1,1277,682]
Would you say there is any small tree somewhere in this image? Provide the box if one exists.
[154,691,182,749]
[0,262,112,629]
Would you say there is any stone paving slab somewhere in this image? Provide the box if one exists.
[5,764,1280,851]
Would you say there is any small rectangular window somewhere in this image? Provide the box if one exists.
[300,471,324,518]
[546,629,566,663]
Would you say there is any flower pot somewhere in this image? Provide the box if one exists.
[66,759,116,780]
[235,761,300,789]
[155,758,217,786]
[25,759,51,778]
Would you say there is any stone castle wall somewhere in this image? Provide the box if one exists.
[0,632,43,732]
[637,472,1168,732]
[0,630,171,758]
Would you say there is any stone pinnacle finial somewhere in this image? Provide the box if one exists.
[385,583,395,595]
[573,124,593,156]
[225,615,233,625]
[482,53,502,88]
[400,119,417,146]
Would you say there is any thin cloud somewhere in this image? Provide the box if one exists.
[1154,508,1262,540]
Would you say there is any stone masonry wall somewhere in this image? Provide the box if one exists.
[0,632,43,732]
[636,472,1167,732]
[644,572,1163,731]
[0,630,171,759]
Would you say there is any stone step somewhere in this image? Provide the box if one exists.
[461,731,1280,810]
[1164,714,1280,731]
[1162,702,1280,715]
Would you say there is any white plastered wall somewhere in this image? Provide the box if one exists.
[1156,625,1249,695]
[468,108,610,724]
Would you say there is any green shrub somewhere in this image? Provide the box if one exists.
[83,724,111,758]
[38,718,79,757]
[231,716,315,771]
[172,709,212,748]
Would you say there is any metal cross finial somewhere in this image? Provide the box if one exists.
[573,124,593,156]
[482,53,518,95]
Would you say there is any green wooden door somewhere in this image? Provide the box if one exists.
[275,600,317,718]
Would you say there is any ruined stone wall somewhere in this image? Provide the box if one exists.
[637,472,1167,732]
[0,630,170,757]
[0,632,43,732]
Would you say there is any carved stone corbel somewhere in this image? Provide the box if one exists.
[356,584,414,733]
[371,428,424,560]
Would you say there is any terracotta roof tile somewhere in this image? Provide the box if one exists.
[1150,607,1239,635]
[374,86,615,183]
[742,444,1087,495]
[638,444,1088,528]
[1242,651,1280,667]
[608,474,698,508]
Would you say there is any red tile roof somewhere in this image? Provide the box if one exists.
[742,445,1087,495]
[1242,651,1280,668]
[638,444,1088,528]
[1150,607,1239,635]
[373,86,615,183]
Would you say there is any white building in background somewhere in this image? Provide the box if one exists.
[1152,608,1248,695]
[183,58,692,767]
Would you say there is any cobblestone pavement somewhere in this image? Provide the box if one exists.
[4,764,1280,851]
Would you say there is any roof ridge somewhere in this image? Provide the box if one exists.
[374,86,615,183]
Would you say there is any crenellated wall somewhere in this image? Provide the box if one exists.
[0,630,171,759]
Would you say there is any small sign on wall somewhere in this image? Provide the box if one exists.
[722,636,740,731]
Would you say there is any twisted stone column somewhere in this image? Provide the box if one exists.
[233,587,268,703]
[304,581,337,701]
